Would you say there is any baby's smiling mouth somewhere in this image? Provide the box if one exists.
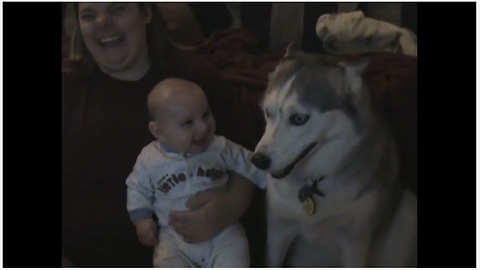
[194,136,208,145]
[193,135,212,149]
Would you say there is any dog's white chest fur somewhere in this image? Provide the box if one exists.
[266,175,361,266]
[254,45,416,267]
[267,174,350,222]
[266,169,416,267]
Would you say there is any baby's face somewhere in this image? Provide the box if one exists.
[154,88,216,154]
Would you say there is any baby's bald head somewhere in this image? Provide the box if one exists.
[148,78,206,121]
[147,78,216,153]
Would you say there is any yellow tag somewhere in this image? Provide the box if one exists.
[303,197,315,216]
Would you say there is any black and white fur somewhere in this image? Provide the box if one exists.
[251,43,417,267]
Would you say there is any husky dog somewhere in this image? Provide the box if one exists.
[251,43,417,267]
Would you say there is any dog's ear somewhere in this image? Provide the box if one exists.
[338,58,369,91]
[285,42,301,57]
[279,42,302,64]
[338,58,369,135]
[339,58,369,76]
[341,96,363,135]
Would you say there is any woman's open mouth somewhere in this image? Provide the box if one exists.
[270,142,318,179]
[98,34,125,48]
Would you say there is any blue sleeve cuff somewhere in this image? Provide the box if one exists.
[129,208,154,222]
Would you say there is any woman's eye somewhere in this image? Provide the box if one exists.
[110,4,126,12]
[289,113,310,126]
[79,13,95,21]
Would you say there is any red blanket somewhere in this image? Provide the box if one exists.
[61,29,417,191]
[195,29,284,90]
[194,29,284,140]
[194,29,417,123]
[195,29,417,192]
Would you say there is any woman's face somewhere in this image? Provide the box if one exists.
[77,3,152,74]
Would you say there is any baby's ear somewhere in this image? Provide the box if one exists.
[148,121,163,140]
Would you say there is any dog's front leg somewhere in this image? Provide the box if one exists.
[339,192,383,267]
[339,236,370,267]
[266,217,297,267]
[339,221,375,267]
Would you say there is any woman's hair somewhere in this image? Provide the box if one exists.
[68,3,171,75]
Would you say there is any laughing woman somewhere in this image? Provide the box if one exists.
[62,3,258,266]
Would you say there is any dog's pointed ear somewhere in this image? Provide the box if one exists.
[285,42,301,57]
[339,58,369,77]
[341,97,363,135]
[279,42,302,64]
[338,58,369,91]
[338,58,370,135]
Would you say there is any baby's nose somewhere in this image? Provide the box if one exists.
[195,121,209,136]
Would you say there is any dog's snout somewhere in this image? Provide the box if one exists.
[251,152,271,170]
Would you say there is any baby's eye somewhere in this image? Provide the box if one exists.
[203,111,211,118]
[181,120,193,127]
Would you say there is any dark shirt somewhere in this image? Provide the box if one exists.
[62,63,167,266]
[62,48,261,266]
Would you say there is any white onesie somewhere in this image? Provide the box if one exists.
[126,135,266,267]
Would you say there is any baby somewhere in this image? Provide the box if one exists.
[126,78,266,267]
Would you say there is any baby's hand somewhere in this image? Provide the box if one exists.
[134,219,159,246]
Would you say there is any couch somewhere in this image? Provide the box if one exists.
[62,3,417,266]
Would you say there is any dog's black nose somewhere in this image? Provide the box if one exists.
[251,152,271,170]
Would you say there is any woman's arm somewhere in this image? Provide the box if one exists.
[167,44,259,243]
[169,172,255,244]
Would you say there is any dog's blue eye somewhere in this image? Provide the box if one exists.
[290,114,310,126]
